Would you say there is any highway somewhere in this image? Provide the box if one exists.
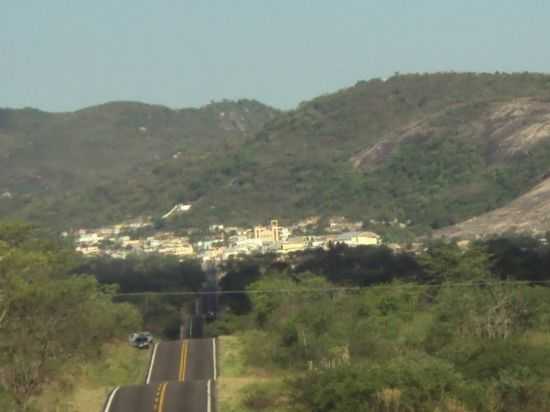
[104,322,216,412]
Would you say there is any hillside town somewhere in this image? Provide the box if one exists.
[70,217,382,263]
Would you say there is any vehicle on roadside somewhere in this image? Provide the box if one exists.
[128,331,153,349]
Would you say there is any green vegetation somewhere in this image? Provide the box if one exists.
[171,72,550,233]
[0,99,277,229]
[0,221,142,411]
[217,335,290,412]
[3,73,550,237]
[77,255,207,338]
[77,255,205,293]
[215,238,550,411]
[33,340,150,412]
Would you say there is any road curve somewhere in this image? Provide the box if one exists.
[104,337,216,412]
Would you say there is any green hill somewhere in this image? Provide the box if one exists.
[0,99,278,227]
[3,72,550,234]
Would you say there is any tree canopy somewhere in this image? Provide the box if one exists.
[0,222,142,410]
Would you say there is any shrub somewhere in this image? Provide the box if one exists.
[242,382,286,411]
[290,353,465,412]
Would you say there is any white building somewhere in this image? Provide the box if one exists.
[335,231,381,247]
[162,204,192,219]
[76,233,103,245]
[76,245,101,256]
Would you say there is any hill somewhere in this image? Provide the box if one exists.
[149,72,550,232]
[0,100,278,226]
[3,72,550,234]
[434,176,550,239]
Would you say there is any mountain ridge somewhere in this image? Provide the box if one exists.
[3,72,550,237]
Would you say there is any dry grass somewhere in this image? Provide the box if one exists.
[217,335,290,412]
[375,388,402,412]
[32,340,150,412]
[524,331,550,347]
[218,335,249,378]
[217,377,273,412]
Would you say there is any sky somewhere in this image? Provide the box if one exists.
[2,0,550,112]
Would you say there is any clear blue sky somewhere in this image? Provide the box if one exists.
[2,0,549,112]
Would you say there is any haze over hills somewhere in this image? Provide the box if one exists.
[3,72,550,237]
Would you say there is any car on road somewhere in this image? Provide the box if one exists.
[205,311,216,322]
[128,331,153,349]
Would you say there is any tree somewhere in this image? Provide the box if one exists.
[0,222,142,409]
[1,276,142,408]
[246,272,347,368]
[419,242,491,282]
[0,221,34,248]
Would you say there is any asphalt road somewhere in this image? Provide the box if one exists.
[105,380,212,412]
[188,315,205,340]
[147,339,215,383]
[104,334,216,412]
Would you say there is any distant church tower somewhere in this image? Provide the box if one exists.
[271,220,280,242]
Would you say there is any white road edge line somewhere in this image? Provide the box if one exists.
[146,343,159,384]
[103,387,119,412]
[212,338,217,380]
[207,380,212,412]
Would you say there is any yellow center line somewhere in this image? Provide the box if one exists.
[179,341,188,381]
[158,383,168,412]
[153,384,162,412]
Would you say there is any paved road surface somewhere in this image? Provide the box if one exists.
[104,334,216,412]
[106,381,212,412]
[148,339,215,383]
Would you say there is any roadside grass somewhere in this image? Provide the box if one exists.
[217,335,291,412]
[32,339,150,412]
[524,330,550,347]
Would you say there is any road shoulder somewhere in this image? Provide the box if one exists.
[216,335,290,412]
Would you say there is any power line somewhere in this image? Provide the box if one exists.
[113,280,550,297]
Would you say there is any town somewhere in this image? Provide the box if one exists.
[71,216,382,263]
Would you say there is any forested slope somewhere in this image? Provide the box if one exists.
[0,99,277,227]
[125,72,550,232]
[3,73,550,234]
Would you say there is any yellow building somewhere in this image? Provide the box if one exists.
[353,231,381,246]
[279,237,307,254]
[254,219,281,242]
[158,239,195,257]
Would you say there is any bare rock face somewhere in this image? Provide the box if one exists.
[351,98,550,172]
[430,99,550,239]
[435,177,550,239]
[489,99,550,156]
